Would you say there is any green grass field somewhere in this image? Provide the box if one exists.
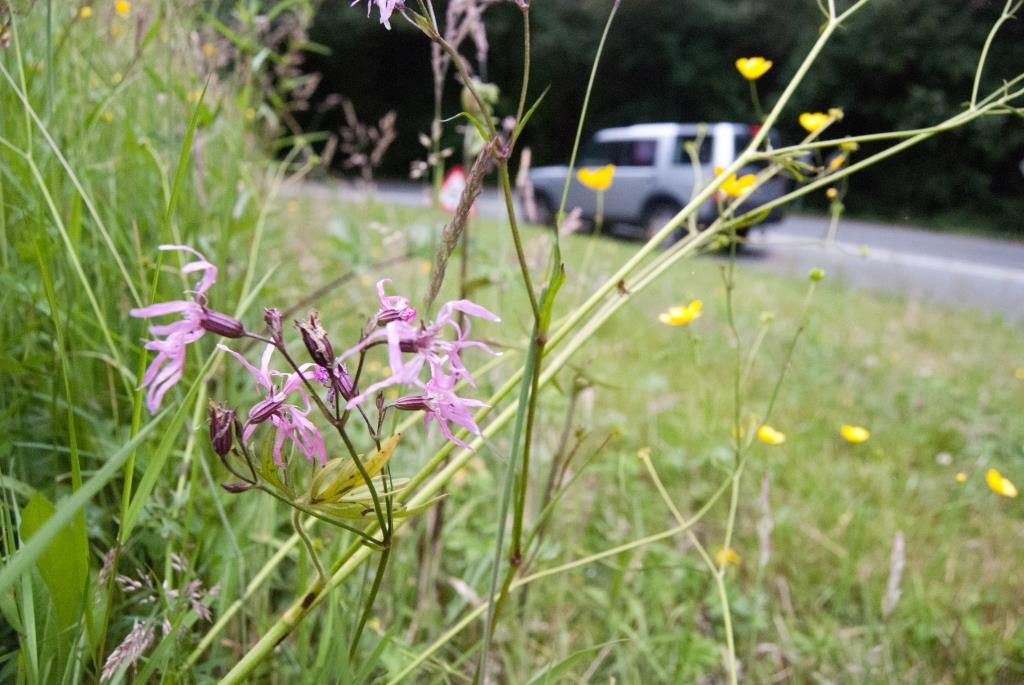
[262,197,1024,683]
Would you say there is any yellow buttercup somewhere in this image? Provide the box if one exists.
[715,166,757,197]
[799,112,830,132]
[658,299,702,326]
[735,57,773,81]
[576,164,616,192]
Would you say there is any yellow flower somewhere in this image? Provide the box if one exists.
[658,299,703,326]
[714,166,756,197]
[799,111,830,133]
[827,153,848,171]
[186,89,203,103]
[576,164,616,192]
[715,547,742,568]
[100,111,114,123]
[735,56,773,81]
[826,187,839,200]
[840,424,870,444]
[201,42,218,58]
[114,0,131,17]
[1014,367,1024,380]
[79,6,94,18]
[757,424,786,445]
[111,71,123,85]
[986,469,1018,498]
[244,107,256,121]
[419,259,432,274]
[955,472,967,484]
[110,22,124,37]
[839,141,860,152]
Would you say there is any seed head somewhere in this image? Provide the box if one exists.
[296,312,335,368]
[208,402,236,457]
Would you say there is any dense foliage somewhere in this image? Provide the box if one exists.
[301,0,1024,233]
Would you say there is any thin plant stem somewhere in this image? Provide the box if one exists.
[971,0,1021,108]
[349,545,391,658]
[498,159,540,317]
[639,452,739,685]
[292,507,327,583]
[555,0,621,225]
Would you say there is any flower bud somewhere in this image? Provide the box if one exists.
[392,394,430,412]
[248,395,284,424]
[809,267,826,282]
[208,402,236,457]
[295,312,335,368]
[200,310,245,339]
[336,363,357,401]
[264,307,283,345]
[221,481,253,493]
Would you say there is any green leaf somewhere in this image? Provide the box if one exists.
[120,355,217,541]
[442,111,490,143]
[523,641,622,685]
[0,417,159,598]
[514,85,551,141]
[19,492,88,637]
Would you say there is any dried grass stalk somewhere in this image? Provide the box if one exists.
[424,144,493,309]
[881,531,905,620]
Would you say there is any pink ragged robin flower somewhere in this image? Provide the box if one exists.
[342,297,499,409]
[220,343,326,466]
[351,0,403,30]
[130,245,243,414]
[392,362,487,450]
[373,278,417,326]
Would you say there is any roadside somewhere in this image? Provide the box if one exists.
[292,180,1024,322]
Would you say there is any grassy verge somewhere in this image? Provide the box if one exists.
[265,195,1024,683]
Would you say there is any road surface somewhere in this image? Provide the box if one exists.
[300,181,1024,323]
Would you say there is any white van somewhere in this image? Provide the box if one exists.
[528,122,787,241]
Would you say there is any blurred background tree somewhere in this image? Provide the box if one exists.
[294,0,1024,234]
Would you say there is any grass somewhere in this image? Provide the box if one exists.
[261,197,1024,683]
[2,3,1023,684]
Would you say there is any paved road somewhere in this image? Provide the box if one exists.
[303,181,1024,322]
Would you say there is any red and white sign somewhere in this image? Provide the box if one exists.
[439,165,466,213]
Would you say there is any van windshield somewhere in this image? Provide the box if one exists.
[580,139,658,167]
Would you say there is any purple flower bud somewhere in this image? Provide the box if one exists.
[199,310,245,339]
[336,363,356,401]
[295,312,335,368]
[264,308,284,345]
[391,394,430,412]
[221,481,253,493]
[248,395,285,424]
[208,402,236,457]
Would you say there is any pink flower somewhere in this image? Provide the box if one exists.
[351,0,403,29]
[219,343,326,466]
[130,245,242,414]
[393,363,487,450]
[373,279,417,325]
[342,297,499,409]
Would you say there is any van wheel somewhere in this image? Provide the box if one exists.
[642,200,684,248]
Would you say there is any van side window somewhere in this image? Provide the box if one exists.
[673,136,711,165]
[581,139,659,167]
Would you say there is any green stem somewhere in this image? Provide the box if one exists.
[292,507,327,584]
[349,546,391,658]
[971,0,1020,108]
[498,159,540,318]
[555,0,621,225]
